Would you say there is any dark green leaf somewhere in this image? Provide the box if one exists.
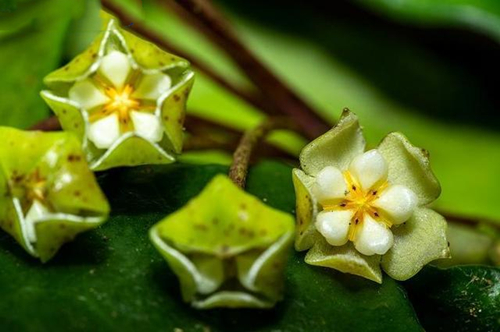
[0,162,422,331]
[404,265,500,332]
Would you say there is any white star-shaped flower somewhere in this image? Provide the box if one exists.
[41,16,194,170]
[313,149,417,256]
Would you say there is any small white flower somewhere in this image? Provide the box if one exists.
[313,149,417,256]
[41,16,194,170]
[68,50,170,149]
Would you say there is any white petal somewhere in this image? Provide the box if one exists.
[24,200,50,243]
[132,73,172,100]
[98,50,131,89]
[354,214,394,256]
[88,113,121,149]
[312,166,348,205]
[315,210,353,246]
[130,111,163,143]
[68,79,109,110]
[373,185,418,224]
[349,149,388,191]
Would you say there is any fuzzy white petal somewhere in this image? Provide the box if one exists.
[88,113,121,149]
[24,200,50,243]
[349,149,388,191]
[98,51,131,89]
[315,210,353,246]
[373,185,418,224]
[69,79,109,110]
[132,73,172,100]
[354,214,393,256]
[313,166,348,205]
[130,111,163,143]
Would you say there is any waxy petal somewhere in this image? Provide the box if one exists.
[373,185,417,225]
[313,166,348,205]
[315,210,352,246]
[133,72,172,100]
[354,214,393,256]
[98,50,131,89]
[130,111,163,143]
[348,149,388,191]
[69,79,109,110]
[87,113,121,149]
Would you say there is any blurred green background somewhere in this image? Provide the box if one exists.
[1,0,500,331]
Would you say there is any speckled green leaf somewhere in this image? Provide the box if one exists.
[299,110,365,176]
[150,174,295,309]
[378,132,441,205]
[404,265,500,332]
[382,208,450,281]
[0,162,423,331]
[0,127,109,262]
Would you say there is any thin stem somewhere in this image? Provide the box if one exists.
[438,210,500,231]
[165,0,330,139]
[228,117,295,188]
[29,115,298,163]
[100,0,268,113]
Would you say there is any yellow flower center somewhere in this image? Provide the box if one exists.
[323,171,391,242]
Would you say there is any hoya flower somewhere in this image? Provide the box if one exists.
[41,14,194,171]
[0,128,110,262]
[293,110,449,283]
[150,175,295,309]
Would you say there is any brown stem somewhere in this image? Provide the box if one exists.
[228,117,295,188]
[438,210,500,231]
[29,115,298,163]
[164,0,330,139]
[30,116,60,131]
[100,0,267,113]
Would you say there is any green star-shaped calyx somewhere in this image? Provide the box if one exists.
[40,12,194,171]
[150,175,295,309]
[0,128,110,262]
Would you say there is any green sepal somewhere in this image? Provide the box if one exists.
[299,109,365,176]
[150,175,295,309]
[40,91,86,141]
[382,208,450,280]
[0,128,109,262]
[292,168,319,251]
[378,132,441,205]
[305,238,383,283]
[90,134,175,171]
